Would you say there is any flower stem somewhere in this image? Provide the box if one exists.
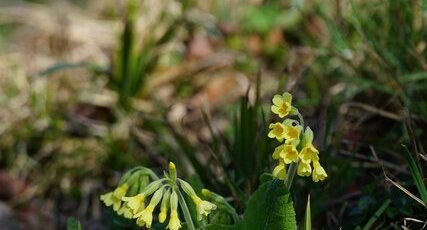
[285,163,298,191]
[176,188,195,230]
[297,112,305,128]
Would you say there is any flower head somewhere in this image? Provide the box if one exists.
[272,161,286,180]
[100,183,129,211]
[271,92,293,118]
[121,193,145,214]
[167,210,182,230]
[167,190,182,230]
[159,189,171,223]
[279,144,299,164]
[282,119,302,143]
[299,127,319,163]
[312,161,328,182]
[193,196,217,221]
[134,187,164,228]
[268,122,286,141]
[297,161,312,177]
[135,205,154,227]
[117,203,133,219]
[136,216,146,227]
[272,144,284,159]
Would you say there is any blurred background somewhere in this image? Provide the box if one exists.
[0,0,426,229]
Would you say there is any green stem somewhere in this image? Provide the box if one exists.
[297,112,305,128]
[285,162,298,191]
[229,206,240,223]
[176,188,196,230]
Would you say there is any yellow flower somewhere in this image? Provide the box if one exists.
[134,187,164,228]
[167,191,181,230]
[279,144,299,164]
[135,204,155,227]
[297,161,312,177]
[167,210,182,230]
[159,189,171,223]
[117,203,133,219]
[299,127,319,163]
[100,183,129,211]
[283,119,302,143]
[159,210,167,223]
[193,196,217,221]
[136,216,146,227]
[271,92,293,118]
[121,194,145,214]
[272,144,284,159]
[312,161,328,182]
[268,122,286,141]
[272,161,286,180]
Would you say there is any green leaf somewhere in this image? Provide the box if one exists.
[238,179,296,230]
[402,145,427,204]
[361,199,391,230]
[303,195,311,230]
[199,224,234,230]
[67,217,82,230]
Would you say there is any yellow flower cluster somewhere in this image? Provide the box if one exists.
[100,162,217,230]
[268,92,327,182]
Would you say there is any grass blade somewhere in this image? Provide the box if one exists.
[402,145,427,205]
[361,199,391,230]
[303,194,311,230]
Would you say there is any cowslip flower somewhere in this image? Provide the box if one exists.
[272,160,286,180]
[279,143,299,164]
[134,187,164,228]
[268,92,328,184]
[299,127,319,163]
[268,122,286,141]
[167,210,181,230]
[159,189,171,223]
[283,119,302,143]
[121,193,145,214]
[193,196,217,221]
[122,179,164,215]
[117,203,133,219]
[297,161,312,177]
[100,183,129,211]
[179,179,217,221]
[272,144,284,160]
[167,191,181,230]
[312,161,328,182]
[271,92,293,118]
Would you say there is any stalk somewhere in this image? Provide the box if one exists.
[176,188,195,230]
[285,162,298,191]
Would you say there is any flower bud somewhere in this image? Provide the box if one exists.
[178,179,197,198]
[169,162,177,182]
[159,189,171,223]
[170,190,178,211]
[141,179,164,196]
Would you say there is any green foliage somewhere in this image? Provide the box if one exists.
[67,217,82,230]
[242,3,302,34]
[199,224,234,230]
[238,179,296,230]
[109,0,193,108]
[402,145,427,205]
[302,195,311,230]
[3,0,427,229]
[359,199,391,230]
[228,88,271,192]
